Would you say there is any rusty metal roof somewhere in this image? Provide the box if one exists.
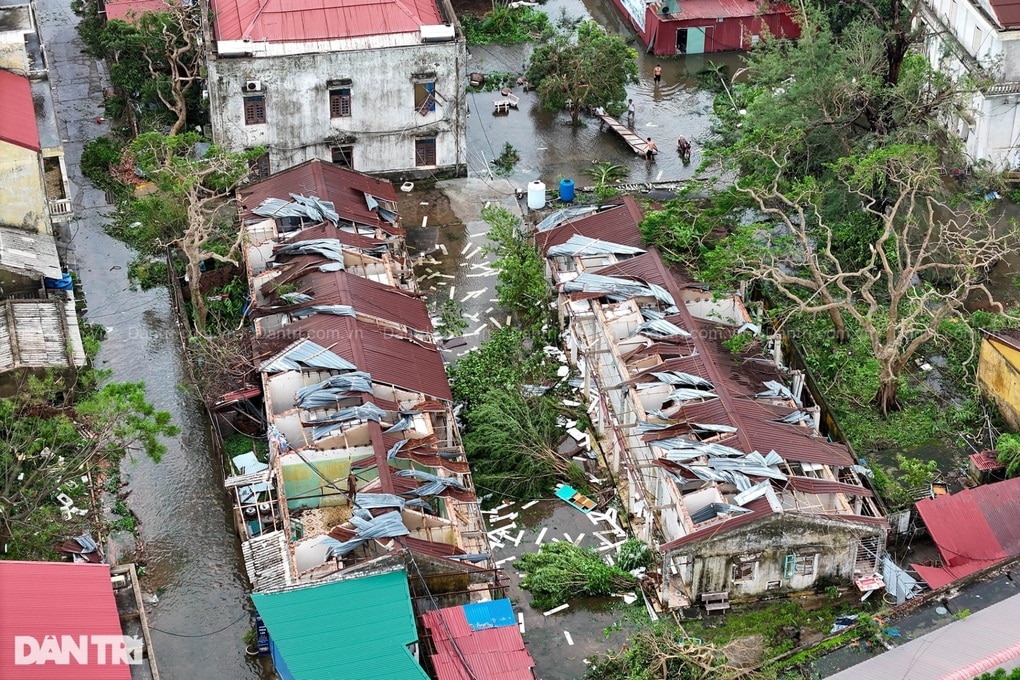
[786,475,873,497]
[536,196,646,253]
[989,0,1020,27]
[664,0,796,20]
[239,159,402,235]
[263,267,432,332]
[0,70,40,153]
[283,222,388,251]
[212,0,444,42]
[423,600,536,680]
[265,315,451,400]
[913,477,1020,588]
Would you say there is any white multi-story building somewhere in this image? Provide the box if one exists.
[204,0,467,178]
[920,0,1020,168]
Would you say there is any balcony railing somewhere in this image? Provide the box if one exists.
[48,198,72,218]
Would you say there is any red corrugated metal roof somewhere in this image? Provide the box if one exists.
[0,70,41,153]
[989,0,1020,27]
[266,315,451,400]
[912,478,1020,588]
[0,561,131,679]
[212,0,443,43]
[970,450,1005,472]
[536,197,646,253]
[423,604,535,680]
[240,159,402,235]
[104,0,172,22]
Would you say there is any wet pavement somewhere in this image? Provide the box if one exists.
[33,0,261,677]
[813,564,1020,677]
[485,498,647,680]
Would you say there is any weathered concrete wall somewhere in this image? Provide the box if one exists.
[670,514,882,600]
[0,142,48,233]
[207,38,467,178]
[978,337,1020,431]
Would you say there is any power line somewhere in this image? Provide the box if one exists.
[149,612,248,637]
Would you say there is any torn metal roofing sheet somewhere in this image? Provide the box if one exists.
[259,339,357,373]
[294,372,373,408]
[668,388,719,402]
[239,160,401,234]
[252,194,340,225]
[562,273,677,310]
[241,530,292,592]
[787,475,874,497]
[355,493,429,510]
[652,371,713,389]
[633,318,691,338]
[535,205,601,232]
[322,511,409,558]
[307,403,386,439]
[275,238,347,262]
[289,304,356,320]
[545,234,646,258]
[652,437,746,458]
[280,292,313,304]
[384,411,420,433]
[689,501,753,524]
[756,380,800,405]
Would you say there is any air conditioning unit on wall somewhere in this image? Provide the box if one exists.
[245,80,263,92]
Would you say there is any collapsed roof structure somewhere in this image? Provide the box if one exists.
[538,199,888,607]
[229,164,495,608]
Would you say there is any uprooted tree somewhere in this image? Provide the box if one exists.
[516,541,637,610]
[126,133,263,333]
[730,142,1019,415]
[526,21,638,126]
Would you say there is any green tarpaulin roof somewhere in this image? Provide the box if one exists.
[251,569,428,680]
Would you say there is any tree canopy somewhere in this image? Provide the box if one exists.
[526,21,638,125]
[0,376,177,560]
[118,133,262,332]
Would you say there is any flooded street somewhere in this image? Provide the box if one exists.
[464,0,742,188]
[33,0,260,677]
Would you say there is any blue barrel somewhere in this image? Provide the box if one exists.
[559,178,575,202]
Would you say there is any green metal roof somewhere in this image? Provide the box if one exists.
[251,569,429,680]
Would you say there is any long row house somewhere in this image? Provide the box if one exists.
[535,198,890,609]
[223,159,534,679]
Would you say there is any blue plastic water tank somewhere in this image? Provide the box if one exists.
[559,178,575,203]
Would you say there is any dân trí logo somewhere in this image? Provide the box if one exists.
[14,635,145,665]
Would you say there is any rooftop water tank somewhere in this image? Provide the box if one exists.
[527,180,546,210]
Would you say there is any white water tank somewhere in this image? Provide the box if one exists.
[527,180,546,210]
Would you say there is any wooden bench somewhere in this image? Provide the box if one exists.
[701,591,730,614]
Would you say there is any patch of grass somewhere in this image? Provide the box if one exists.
[461,6,551,45]
[222,433,269,461]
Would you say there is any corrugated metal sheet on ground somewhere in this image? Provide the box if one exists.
[0,299,78,371]
[251,569,428,680]
[423,600,535,680]
[0,561,131,680]
[239,160,401,234]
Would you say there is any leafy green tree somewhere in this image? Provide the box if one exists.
[482,204,555,335]
[0,377,177,560]
[728,144,1019,414]
[462,389,580,499]
[996,433,1020,478]
[447,327,553,408]
[127,132,263,332]
[516,541,636,610]
[73,1,202,134]
[526,21,638,126]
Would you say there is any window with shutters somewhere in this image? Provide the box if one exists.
[415,138,436,167]
[414,81,436,115]
[331,145,354,168]
[731,560,756,582]
[329,88,351,118]
[244,95,266,125]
